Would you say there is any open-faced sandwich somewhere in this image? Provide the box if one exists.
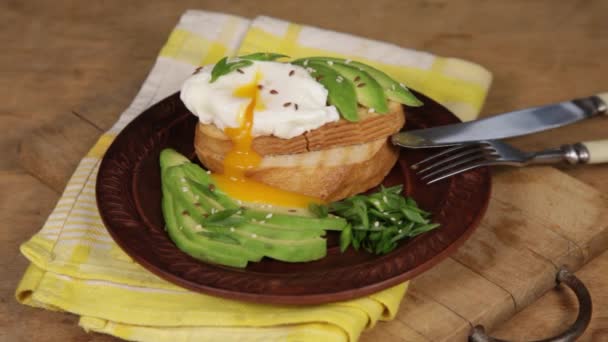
[160,53,438,268]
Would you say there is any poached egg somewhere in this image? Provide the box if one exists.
[181,60,338,208]
[181,60,340,139]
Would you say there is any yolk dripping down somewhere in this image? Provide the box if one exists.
[210,73,323,208]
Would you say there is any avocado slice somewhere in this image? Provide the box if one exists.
[181,163,239,209]
[326,62,389,114]
[307,57,423,107]
[162,185,250,268]
[243,210,346,231]
[160,148,190,170]
[229,230,327,263]
[160,149,347,267]
[164,168,264,263]
[292,59,359,122]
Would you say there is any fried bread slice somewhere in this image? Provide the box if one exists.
[196,101,405,156]
[195,137,399,201]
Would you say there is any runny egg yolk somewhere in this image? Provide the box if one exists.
[210,73,323,208]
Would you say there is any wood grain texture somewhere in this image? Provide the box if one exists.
[491,250,608,342]
[357,168,608,341]
[2,0,608,341]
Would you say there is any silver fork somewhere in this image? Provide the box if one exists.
[412,139,608,184]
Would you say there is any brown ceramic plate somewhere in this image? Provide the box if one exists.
[96,92,491,305]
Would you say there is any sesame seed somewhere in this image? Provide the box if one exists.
[336,77,343,83]
[327,61,334,66]
[195,195,200,200]
[345,59,352,64]
[230,227,235,232]
[210,208,217,214]
[374,221,380,227]
[260,220,266,224]
[391,217,396,221]
[398,229,403,233]
[368,107,375,113]
[270,89,278,94]
[283,102,292,107]
[383,195,388,203]
[236,68,244,74]
[206,170,211,174]
[391,84,396,90]
[357,83,366,88]
[303,60,309,66]
[181,187,188,192]
[289,70,295,76]
[180,177,186,182]
[257,84,264,90]
[400,83,407,89]
[236,211,242,215]
[294,103,299,110]
[354,76,360,82]
[398,221,403,225]
[208,184,216,192]
[236,199,243,205]
[194,224,202,231]
[265,213,273,219]
[252,233,257,238]
[251,218,257,223]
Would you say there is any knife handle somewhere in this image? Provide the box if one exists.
[594,92,608,114]
[581,139,608,164]
[561,139,608,164]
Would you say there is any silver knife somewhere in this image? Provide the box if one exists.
[392,93,608,148]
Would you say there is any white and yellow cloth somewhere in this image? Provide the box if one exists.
[16,10,492,342]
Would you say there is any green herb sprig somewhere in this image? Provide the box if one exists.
[209,53,289,82]
[310,185,439,255]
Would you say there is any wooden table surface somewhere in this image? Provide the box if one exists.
[2,0,607,341]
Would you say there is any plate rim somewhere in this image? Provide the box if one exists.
[96,91,492,304]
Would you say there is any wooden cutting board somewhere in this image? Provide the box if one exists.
[359,166,608,341]
[15,111,608,341]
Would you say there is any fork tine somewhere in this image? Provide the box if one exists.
[420,154,488,180]
[410,143,480,170]
[426,160,496,184]
[416,146,491,174]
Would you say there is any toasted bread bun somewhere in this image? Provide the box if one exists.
[195,138,399,202]
[196,101,405,156]
[194,100,405,201]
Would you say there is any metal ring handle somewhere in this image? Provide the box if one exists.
[469,266,592,342]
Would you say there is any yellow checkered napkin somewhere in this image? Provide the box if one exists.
[16,10,492,342]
